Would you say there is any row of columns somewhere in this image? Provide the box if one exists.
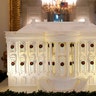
[8,41,77,77]
[8,40,96,85]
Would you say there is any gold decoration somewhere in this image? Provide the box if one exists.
[52,62,55,66]
[39,62,43,65]
[10,45,14,49]
[20,62,24,66]
[48,62,50,65]
[20,44,24,48]
[81,44,85,47]
[30,45,33,48]
[60,62,64,66]
[81,61,85,65]
[90,44,94,47]
[39,44,43,48]
[30,62,34,65]
[11,62,15,66]
[9,0,20,31]
[60,43,64,47]
[90,61,94,65]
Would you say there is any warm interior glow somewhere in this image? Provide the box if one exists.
[41,0,77,13]
[41,0,77,6]
[27,17,41,24]
[66,0,77,5]
[27,19,32,24]
[78,18,86,22]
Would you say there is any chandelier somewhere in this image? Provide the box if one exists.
[41,0,77,12]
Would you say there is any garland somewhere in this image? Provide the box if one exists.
[0,71,7,82]
[0,90,96,96]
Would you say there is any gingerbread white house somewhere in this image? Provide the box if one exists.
[5,20,96,91]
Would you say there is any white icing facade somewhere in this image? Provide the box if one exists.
[5,20,96,90]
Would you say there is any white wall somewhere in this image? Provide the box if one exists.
[75,0,96,24]
[0,0,9,71]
